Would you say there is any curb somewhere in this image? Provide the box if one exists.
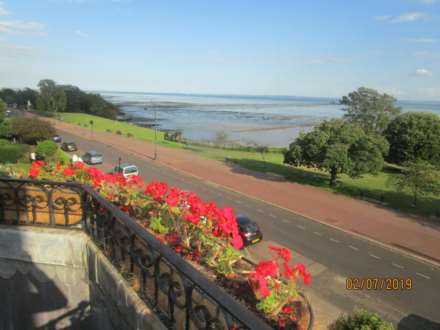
[55,122,440,269]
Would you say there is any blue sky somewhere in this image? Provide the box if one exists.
[0,0,439,100]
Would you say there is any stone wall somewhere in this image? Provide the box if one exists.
[0,225,166,330]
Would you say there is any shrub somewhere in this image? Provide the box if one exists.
[11,117,56,144]
[116,130,122,135]
[329,309,394,330]
[0,141,29,163]
[36,140,58,159]
[127,132,133,137]
[106,129,112,133]
[0,121,11,139]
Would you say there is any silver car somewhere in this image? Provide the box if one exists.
[113,164,139,178]
[82,151,103,165]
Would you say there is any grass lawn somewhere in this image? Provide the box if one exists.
[59,112,167,142]
[57,113,440,220]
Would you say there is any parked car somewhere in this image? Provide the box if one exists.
[61,142,78,152]
[52,135,62,143]
[82,151,103,165]
[112,164,139,178]
[236,215,263,247]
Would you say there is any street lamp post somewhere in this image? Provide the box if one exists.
[153,108,157,160]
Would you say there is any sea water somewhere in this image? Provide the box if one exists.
[100,91,440,147]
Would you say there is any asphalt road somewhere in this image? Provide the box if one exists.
[58,129,440,330]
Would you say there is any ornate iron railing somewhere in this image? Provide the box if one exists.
[0,177,314,330]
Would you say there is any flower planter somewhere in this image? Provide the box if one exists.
[15,161,314,330]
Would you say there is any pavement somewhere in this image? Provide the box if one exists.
[25,113,440,330]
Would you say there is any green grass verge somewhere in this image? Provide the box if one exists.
[59,112,167,143]
[58,113,440,220]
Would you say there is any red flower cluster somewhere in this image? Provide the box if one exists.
[28,160,45,178]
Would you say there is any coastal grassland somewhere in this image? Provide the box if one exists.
[59,112,171,145]
[230,158,440,219]
[57,113,440,219]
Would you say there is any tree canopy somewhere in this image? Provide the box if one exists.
[391,160,440,206]
[0,98,6,122]
[11,117,56,144]
[37,79,67,115]
[0,88,38,109]
[341,87,401,135]
[284,119,388,186]
[385,112,440,166]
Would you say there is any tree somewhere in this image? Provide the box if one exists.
[36,79,67,115]
[0,98,6,122]
[15,88,38,109]
[11,117,56,144]
[0,88,17,105]
[392,160,440,206]
[385,112,440,166]
[284,119,388,186]
[341,87,401,135]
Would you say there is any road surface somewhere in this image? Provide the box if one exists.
[57,129,440,330]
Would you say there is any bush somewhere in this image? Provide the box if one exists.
[11,117,56,144]
[116,130,122,135]
[329,309,394,330]
[0,121,11,139]
[106,129,112,133]
[127,132,133,137]
[0,141,29,163]
[36,140,58,159]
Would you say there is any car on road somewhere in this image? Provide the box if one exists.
[52,135,62,143]
[112,164,139,178]
[82,151,103,165]
[61,142,78,152]
[236,215,263,247]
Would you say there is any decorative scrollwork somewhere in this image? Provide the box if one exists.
[0,178,278,330]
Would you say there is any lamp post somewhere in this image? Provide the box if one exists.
[153,108,157,160]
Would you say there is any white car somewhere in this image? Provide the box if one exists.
[113,164,139,178]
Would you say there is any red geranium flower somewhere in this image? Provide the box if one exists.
[73,161,84,169]
[269,245,291,263]
[29,167,39,178]
[282,306,293,314]
[63,167,75,176]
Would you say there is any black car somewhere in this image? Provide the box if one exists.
[236,215,263,247]
[61,142,78,152]
[52,135,62,143]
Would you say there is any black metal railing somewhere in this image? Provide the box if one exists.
[0,177,314,330]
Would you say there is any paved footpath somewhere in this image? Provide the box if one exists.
[40,114,440,264]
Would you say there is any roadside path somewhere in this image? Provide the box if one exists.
[40,115,440,264]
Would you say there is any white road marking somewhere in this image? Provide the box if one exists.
[313,231,323,236]
[330,238,340,243]
[369,253,381,260]
[296,225,306,230]
[348,245,359,251]
[392,263,404,269]
[416,272,431,280]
